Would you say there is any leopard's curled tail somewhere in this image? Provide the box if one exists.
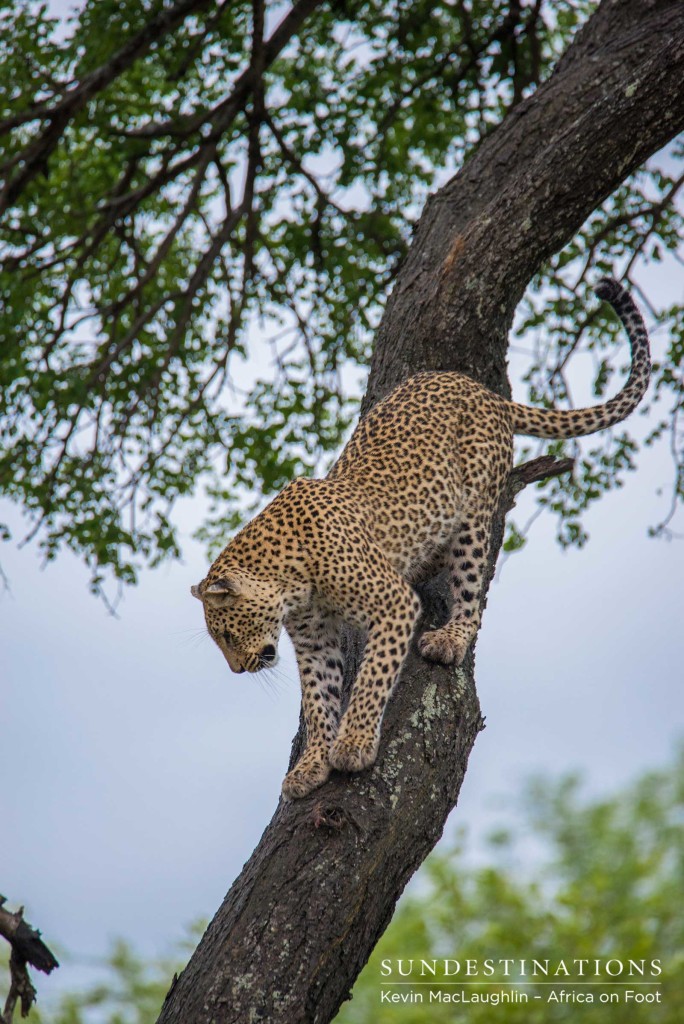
[507,277,651,439]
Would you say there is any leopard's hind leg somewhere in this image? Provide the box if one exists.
[418,501,496,666]
[418,399,512,666]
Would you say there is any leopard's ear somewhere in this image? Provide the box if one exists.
[204,576,242,599]
[190,584,202,600]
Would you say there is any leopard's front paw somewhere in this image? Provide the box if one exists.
[419,627,467,666]
[328,733,378,774]
[281,757,330,801]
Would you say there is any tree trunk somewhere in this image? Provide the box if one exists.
[157,2,684,1022]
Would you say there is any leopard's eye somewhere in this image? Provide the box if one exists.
[222,630,237,647]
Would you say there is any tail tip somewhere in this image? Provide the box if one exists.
[594,276,622,304]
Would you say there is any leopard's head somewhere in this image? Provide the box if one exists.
[192,570,284,674]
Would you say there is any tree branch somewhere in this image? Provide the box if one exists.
[508,454,575,494]
[0,0,215,214]
[0,897,58,1024]
[121,0,327,141]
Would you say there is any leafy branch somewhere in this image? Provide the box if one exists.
[1,0,682,594]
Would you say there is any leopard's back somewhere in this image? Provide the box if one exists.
[328,371,514,579]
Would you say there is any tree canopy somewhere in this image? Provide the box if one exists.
[1,0,682,600]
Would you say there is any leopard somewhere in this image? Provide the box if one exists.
[191,277,650,800]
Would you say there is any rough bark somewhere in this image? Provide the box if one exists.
[156,2,684,1023]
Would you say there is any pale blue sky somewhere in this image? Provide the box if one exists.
[1,0,683,1014]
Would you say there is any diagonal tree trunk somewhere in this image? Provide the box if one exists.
[157,2,684,1022]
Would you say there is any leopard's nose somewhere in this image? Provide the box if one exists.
[260,644,277,663]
